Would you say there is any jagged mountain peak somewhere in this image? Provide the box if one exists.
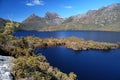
[27,14,41,19]
[29,14,38,18]
[22,14,42,23]
[45,12,60,20]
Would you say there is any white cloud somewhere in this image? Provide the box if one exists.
[64,6,72,9]
[26,0,44,6]
[26,3,34,6]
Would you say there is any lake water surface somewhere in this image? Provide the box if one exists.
[14,30,120,43]
[14,30,120,80]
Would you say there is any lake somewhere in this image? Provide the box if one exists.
[14,30,120,43]
[14,30,120,80]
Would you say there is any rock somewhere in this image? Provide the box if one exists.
[45,12,59,20]
[0,55,14,80]
[1,72,13,80]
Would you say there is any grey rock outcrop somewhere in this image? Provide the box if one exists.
[45,12,59,20]
[0,55,14,80]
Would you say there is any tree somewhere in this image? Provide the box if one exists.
[3,22,19,35]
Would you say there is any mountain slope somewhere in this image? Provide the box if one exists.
[21,3,120,31]
[21,14,47,30]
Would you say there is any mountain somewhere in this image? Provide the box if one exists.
[21,12,65,30]
[20,3,120,31]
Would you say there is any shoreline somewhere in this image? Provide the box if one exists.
[18,29,120,33]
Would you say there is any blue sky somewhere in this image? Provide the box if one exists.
[0,0,120,22]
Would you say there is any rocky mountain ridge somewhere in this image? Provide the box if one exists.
[41,3,120,31]
[0,3,120,31]
[76,3,120,26]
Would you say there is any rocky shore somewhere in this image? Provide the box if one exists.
[0,55,14,80]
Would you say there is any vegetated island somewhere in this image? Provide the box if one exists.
[24,36,119,51]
